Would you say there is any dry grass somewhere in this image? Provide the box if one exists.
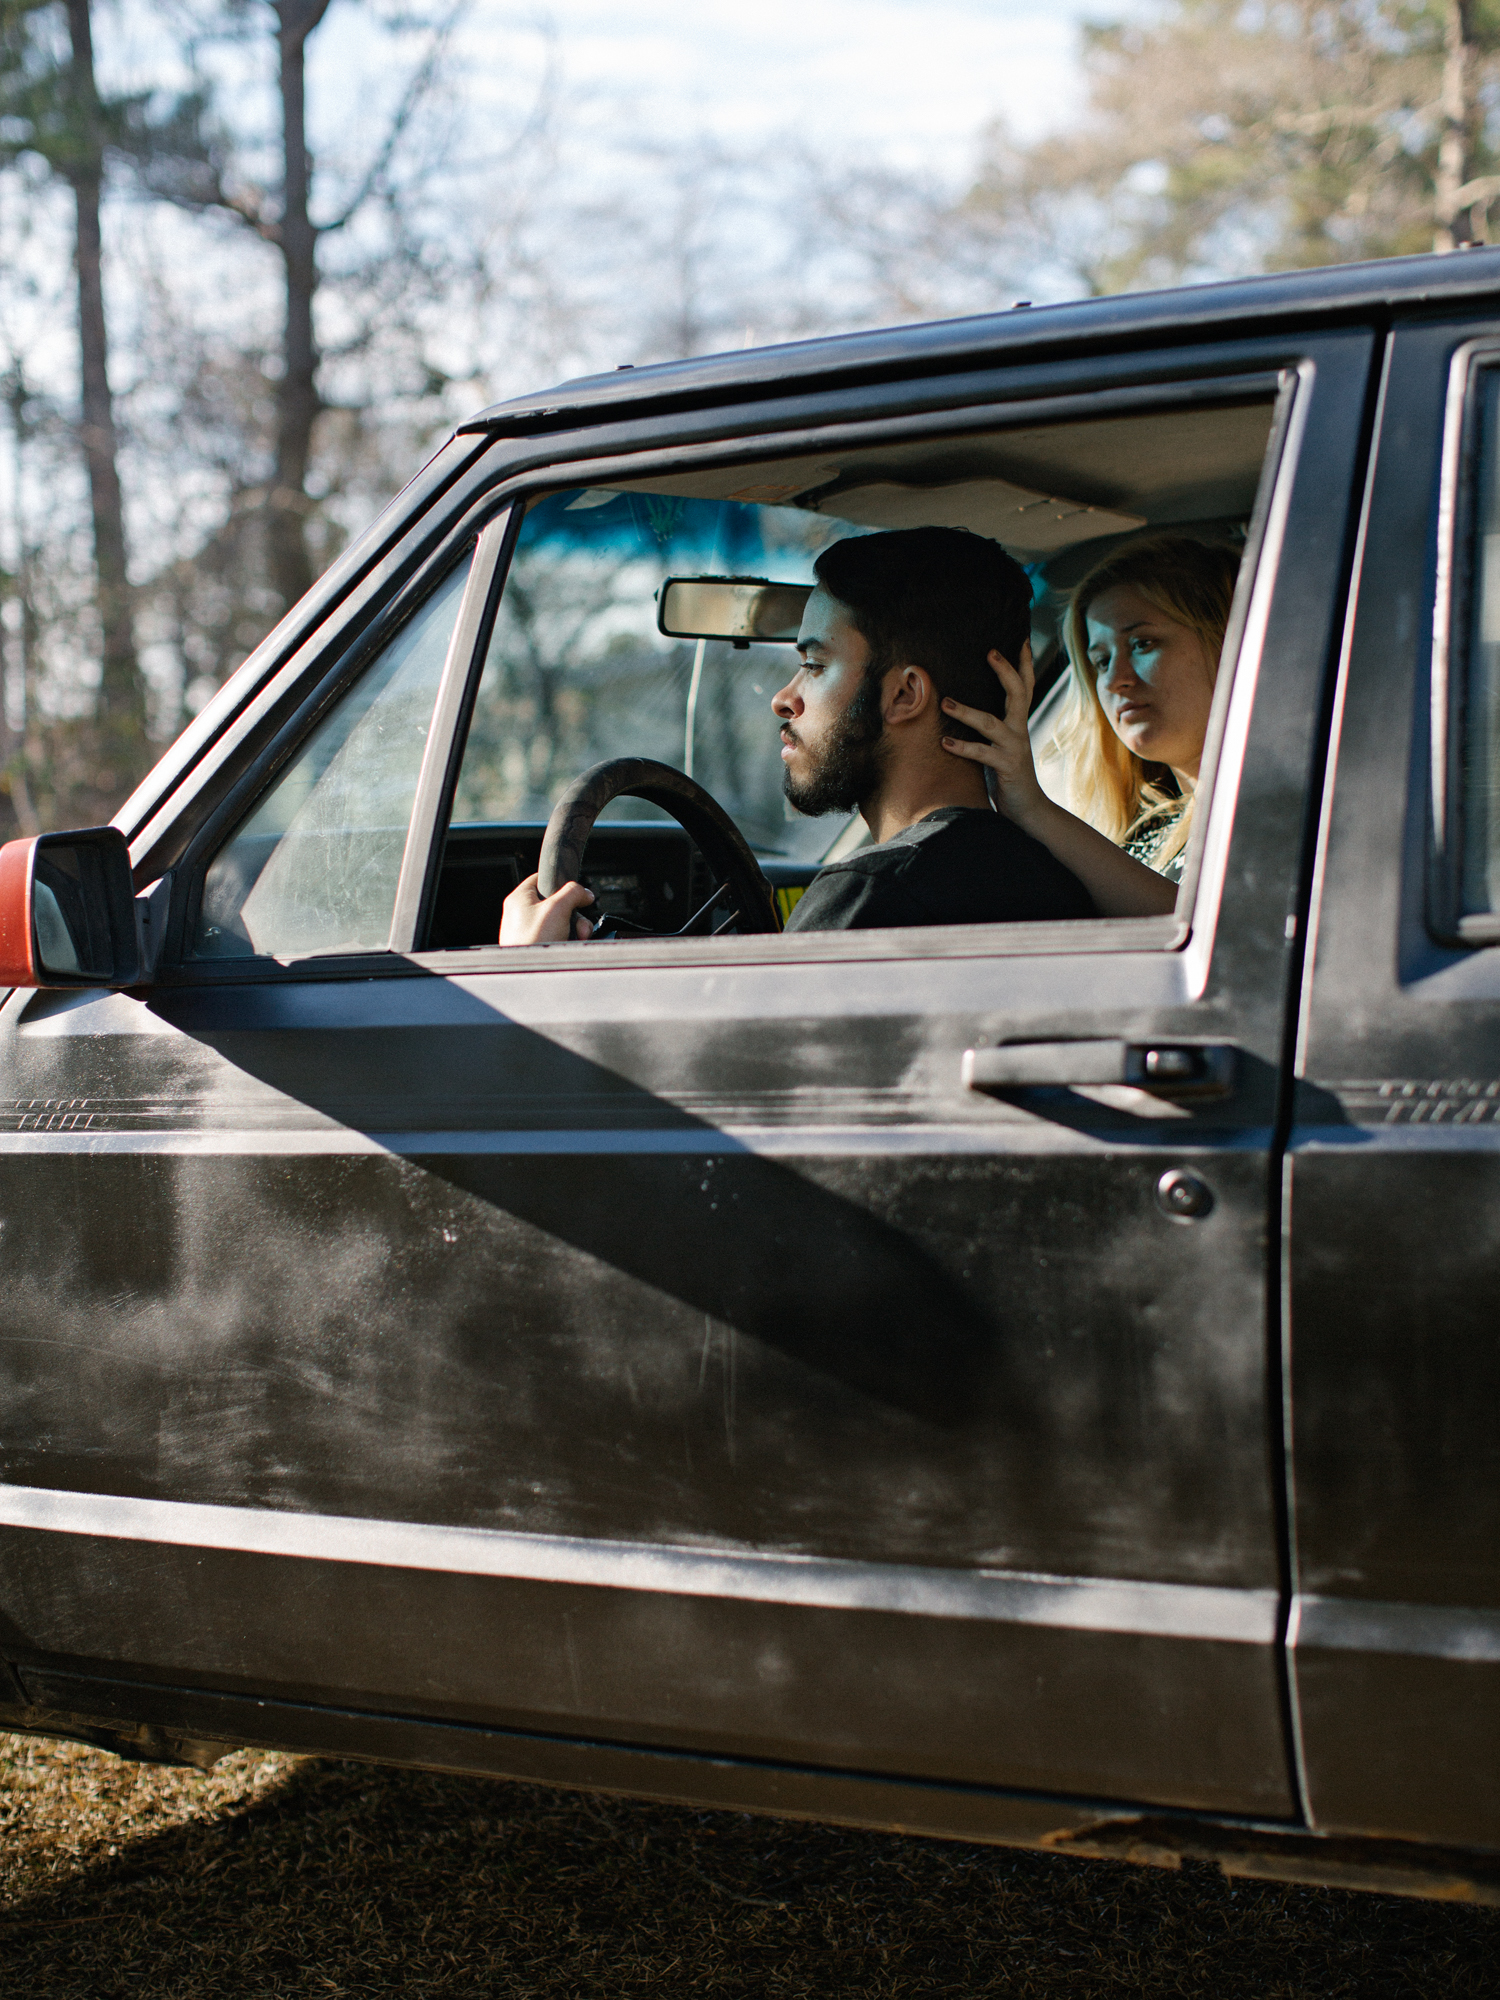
[2,1731,1498,1996]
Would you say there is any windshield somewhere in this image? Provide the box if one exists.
[450,487,859,861]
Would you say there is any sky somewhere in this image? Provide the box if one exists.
[106,0,1128,169]
[435,0,1137,177]
[98,2,1144,234]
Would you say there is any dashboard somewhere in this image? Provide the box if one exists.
[427,822,818,947]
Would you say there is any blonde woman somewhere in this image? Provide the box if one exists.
[939,536,1240,918]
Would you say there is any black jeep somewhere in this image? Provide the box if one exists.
[1,247,1497,1903]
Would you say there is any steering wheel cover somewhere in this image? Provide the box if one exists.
[537,758,780,935]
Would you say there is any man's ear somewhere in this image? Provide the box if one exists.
[882,664,932,728]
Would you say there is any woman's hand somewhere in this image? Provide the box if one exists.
[499,872,596,945]
[940,642,1051,835]
[939,641,1176,917]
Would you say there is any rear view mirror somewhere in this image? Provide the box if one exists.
[658,576,811,645]
[0,826,142,988]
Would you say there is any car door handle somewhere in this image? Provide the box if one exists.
[962,1041,1237,1097]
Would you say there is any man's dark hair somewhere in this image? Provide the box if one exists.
[813,527,1033,740]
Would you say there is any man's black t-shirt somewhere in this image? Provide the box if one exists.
[783,807,1095,932]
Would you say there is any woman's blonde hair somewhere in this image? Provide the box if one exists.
[1049,535,1240,870]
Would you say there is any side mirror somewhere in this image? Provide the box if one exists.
[658,576,811,644]
[0,827,143,988]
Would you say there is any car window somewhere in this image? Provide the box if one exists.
[1459,368,1500,921]
[429,399,1276,951]
[192,559,470,958]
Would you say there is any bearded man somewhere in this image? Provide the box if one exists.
[773,527,1094,931]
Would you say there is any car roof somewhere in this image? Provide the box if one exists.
[459,245,1500,441]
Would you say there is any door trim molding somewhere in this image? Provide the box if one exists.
[0,1482,1278,1643]
[1291,1592,1500,1662]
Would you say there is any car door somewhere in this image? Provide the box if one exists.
[0,329,1371,1820]
[1289,317,1500,1848]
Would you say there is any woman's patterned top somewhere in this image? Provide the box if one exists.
[1123,803,1188,883]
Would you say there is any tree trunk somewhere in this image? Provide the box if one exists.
[269,0,331,617]
[1434,0,1482,250]
[3,373,40,836]
[66,0,145,743]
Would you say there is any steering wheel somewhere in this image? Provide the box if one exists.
[537,758,780,937]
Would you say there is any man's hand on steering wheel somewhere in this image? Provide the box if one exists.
[495,757,778,948]
[500,872,597,945]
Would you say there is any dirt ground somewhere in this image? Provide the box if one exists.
[1,1732,1498,1997]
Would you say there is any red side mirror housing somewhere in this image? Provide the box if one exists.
[0,827,143,989]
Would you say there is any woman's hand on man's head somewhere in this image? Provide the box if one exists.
[939,641,1052,836]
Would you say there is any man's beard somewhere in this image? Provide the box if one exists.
[782,675,886,816]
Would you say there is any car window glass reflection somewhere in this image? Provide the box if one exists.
[193,559,469,959]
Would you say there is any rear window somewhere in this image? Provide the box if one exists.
[1457,368,1500,923]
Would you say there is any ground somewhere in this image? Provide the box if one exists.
[1,1732,1497,1996]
